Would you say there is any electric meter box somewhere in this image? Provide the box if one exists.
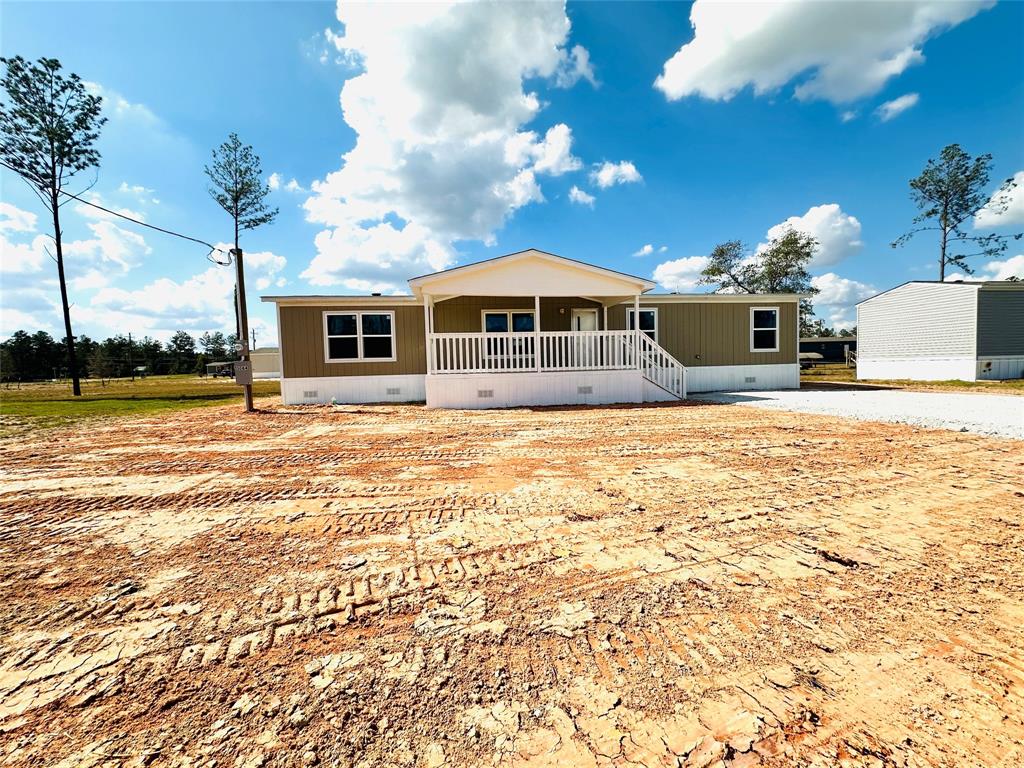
[234,360,253,386]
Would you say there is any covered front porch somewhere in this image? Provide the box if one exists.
[408,250,685,407]
[425,295,641,374]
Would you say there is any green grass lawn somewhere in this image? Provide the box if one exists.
[801,363,1024,393]
[0,375,280,433]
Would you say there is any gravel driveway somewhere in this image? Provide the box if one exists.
[694,388,1024,440]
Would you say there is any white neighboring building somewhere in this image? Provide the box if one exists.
[250,347,280,379]
[856,281,1024,382]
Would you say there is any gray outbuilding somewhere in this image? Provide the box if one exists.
[856,281,1024,381]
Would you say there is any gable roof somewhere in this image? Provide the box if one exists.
[408,248,656,298]
[856,279,1023,306]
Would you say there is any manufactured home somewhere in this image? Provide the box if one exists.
[856,280,1024,381]
[264,249,801,409]
[250,347,281,379]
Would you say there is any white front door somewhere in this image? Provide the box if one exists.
[570,309,599,367]
[570,308,598,331]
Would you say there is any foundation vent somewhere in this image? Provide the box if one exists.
[386,387,401,395]
[477,389,494,398]
[577,385,593,394]
[303,390,318,399]
[744,377,756,384]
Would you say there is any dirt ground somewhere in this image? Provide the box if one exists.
[1,398,1022,768]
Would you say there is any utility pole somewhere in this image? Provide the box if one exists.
[251,328,257,351]
[231,248,255,412]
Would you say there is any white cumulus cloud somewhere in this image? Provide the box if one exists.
[811,272,876,329]
[875,92,919,121]
[87,245,287,336]
[0,202,38,234]
[633,244,654,257]
[568,185,595,208]
[948,254,1024,281]
[591,161,642,189]
[975,171,1024,229]
[554,44,598,88]
[653,256,710,292]
[302,1,592,291]
[760,203,863,268]
[654,0,992,104]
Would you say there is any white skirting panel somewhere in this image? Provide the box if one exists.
[254,371,280,380]
[425,370,645,409]
[977,356,1024,381]
[280,375,426,405]
[857,357,976,382]
[686,363,800,393]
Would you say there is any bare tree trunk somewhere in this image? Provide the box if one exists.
[939,205,948,281]
[51,194,81,396]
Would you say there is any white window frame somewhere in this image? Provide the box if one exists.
[750,306,779,353]
[480,309,536,333]
[323,310,397,364]
[627,307,659,343]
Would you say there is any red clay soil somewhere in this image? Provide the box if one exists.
[0,398,1022,767]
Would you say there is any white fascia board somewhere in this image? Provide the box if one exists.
[262,295,422,307]
[617,293,804,304]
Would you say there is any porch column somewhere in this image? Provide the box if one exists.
[534,295,541,372]
[424,295,434,374]
[633,294,641,368]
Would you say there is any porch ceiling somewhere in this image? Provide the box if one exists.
[409,249,654,299]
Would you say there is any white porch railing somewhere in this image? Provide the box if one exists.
[428,330,687,398]
[636,331,686,399]
[429,330,637,374]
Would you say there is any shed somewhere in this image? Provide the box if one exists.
[799,336,856,364]
[856,281,1024,381]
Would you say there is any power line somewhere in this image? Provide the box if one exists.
[0,160,230,264]
[58,189,231,264]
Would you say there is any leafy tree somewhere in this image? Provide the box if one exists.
[205,133,277,344]
[88,345,114,384]
[167,330,196,374]
[0,56,106,396]
[137,336,163,372]
[199,331,228,359]
[0,346,16,384]
[893,143,1021,280]
[839,327,856,338]
[701,229,820,331]
[205,133,278,249]
[76,334,98,375]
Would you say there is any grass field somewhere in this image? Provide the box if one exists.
[801,362,1024,393]
[0,375,281,432]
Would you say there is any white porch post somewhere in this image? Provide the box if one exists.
[633,294,640,368]
[535,295,541,372]
[424,295,435,374]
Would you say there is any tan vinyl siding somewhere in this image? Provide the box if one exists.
[607,301,797,366]
[280,305,426,378]
[858,283,977,360]
[433,296,603,333]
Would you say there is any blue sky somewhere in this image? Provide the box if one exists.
[2,0,1022,343]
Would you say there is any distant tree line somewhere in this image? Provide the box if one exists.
[0,330,239,383]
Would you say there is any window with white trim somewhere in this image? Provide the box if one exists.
[750,307,779,352]
[324,311,395,362]
[481,310,535,333]
[627,308,658,342]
